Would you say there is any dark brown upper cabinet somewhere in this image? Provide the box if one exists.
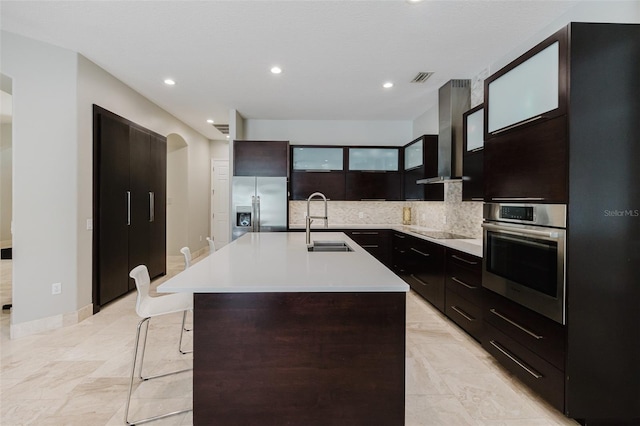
[234,140,289,177]
[345,147,402,201]
[462,105,484,201]
[483,27,569,203]
[290,146,345,200]
[484,27,568,141]
[402,135,442,201]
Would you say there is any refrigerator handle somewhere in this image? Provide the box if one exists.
[254,195,261,232]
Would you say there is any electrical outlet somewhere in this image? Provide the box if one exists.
[421,213,426,221]
[86,219,93,230]
[52,282,62,295]
[442,216,447,224]
[358,212,364,219]
[200,235,203,241]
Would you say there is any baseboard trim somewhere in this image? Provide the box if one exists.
[10,303,94,339]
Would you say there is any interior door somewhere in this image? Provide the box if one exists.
[97,113,130,305]
[128,127,150,290]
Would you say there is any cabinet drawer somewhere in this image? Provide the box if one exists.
[446,250,482,305]
[445,289,483,342]
[447,250,482,274]
[407,272,443,312]
[346,230,384,245]
[483,323,565,412]
[484,290,565,370]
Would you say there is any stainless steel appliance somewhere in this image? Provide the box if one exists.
[482,203,566,324]
[231,176,287,241]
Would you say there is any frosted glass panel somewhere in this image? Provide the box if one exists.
[404,140,423,170]
[348,148,398,171]
[488,42,559,133]
[466,108,484,151]
[293,147,343,170]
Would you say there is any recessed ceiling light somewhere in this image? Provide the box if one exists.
[164,78,176,86]
[270,66,282,74]
[406,0,423,3]
[226,135,229,139]
[383,82,394,89]
[207,119,214,124]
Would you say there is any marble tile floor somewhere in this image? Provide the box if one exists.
[1,254,577,426]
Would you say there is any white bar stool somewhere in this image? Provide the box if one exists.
[206,237,216,254]
[125,265,193,425]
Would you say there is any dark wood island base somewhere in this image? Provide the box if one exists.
[194,292,406,426]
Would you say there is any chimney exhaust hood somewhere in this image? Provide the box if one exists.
[417,79,470,184]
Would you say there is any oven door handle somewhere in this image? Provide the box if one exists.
[482,223,561,239]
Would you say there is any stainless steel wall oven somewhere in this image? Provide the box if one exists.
[482,203,566,324]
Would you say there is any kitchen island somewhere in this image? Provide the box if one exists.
[158,232,409,426]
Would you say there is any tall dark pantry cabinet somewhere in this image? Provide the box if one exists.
[92,105,167,311]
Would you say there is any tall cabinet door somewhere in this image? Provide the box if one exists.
[97,114,130,305]
[128,127,151,290]
[148,135,167,279]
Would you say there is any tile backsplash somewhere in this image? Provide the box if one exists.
[289,182,483,238]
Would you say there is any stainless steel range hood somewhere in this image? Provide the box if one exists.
[417,79,470,184]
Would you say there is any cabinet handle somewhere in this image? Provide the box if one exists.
[451,306,476,322]
[126,191,131,226]
[360,198,386,201]
[489,340,543,379]
[361,245,379,249]
[410,274,430,287]
[451,276,476,289]
[303,169,331,172]
[471,198,484,201]
[351,231,379,235]
[490,197,545,201]
[410,247,430,257]
[394,234,406,239]
[149,192,155,222]
[451,254,478,265]
[405,198,421,201]
[489,309,544,340]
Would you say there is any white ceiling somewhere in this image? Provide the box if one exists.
[1,0,590,140]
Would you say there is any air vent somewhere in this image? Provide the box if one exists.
[410,72,434,83]
[213,124,229,134]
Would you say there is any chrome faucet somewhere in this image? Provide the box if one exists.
[306,192,328,246]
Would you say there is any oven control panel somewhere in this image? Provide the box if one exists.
[500,205,534,221]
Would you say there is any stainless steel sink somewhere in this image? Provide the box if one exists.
[307,240,354,252]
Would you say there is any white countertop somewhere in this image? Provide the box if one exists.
[157,232,409,294]
[289,223,483,258]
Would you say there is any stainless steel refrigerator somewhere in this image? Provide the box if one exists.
[231,176,288,241]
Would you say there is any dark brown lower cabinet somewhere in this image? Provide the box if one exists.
[344,230,391,268]
[445,249,483,341]
[93,105,167,311]
[194,292,406,425]
[483,289,566,412]
[392,233,445,312]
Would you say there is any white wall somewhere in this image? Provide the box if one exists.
[1,31,79,324]
[1,30,212,328]
[245,119,412,146]
[210,139,230,159]
[1,122,12,246]
[411,105,438,138]
[167,136,189,256]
